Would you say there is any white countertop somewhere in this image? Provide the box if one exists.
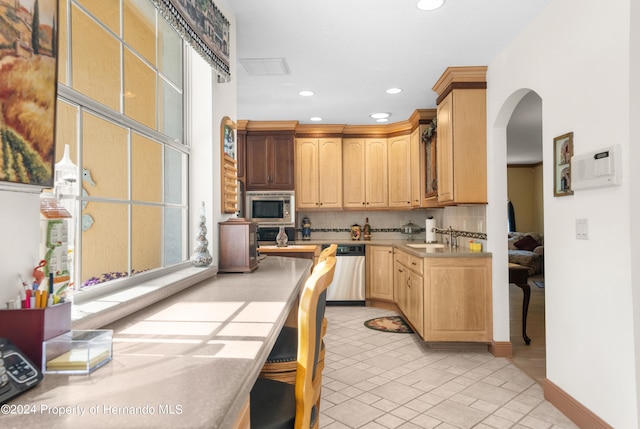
[3,257,312,429]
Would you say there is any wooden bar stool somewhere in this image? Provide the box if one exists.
[250,256,337,428]
[259,245,337,384]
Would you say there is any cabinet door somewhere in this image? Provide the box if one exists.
[317,138,342,208]
[367,246,394,301]
[423,257,492,342]
[436,92,454,203]
[365,138,388,208]
[342,139,366,208]
[246,135,271,189]
[271,136,295,189]
[388,135,412,208]
[394,260,409,314]
[295,139,319,208]
[246,135,294,190]
[407,270,424,337]
[410,127,422,207]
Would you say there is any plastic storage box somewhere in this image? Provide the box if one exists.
[42,330,113,374]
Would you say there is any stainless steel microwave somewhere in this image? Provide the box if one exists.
[245,191,295,225]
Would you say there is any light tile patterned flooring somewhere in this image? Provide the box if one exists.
[319,301,577,428]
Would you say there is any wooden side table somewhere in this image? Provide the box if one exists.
[508,263,531,345]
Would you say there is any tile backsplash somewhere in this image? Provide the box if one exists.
[295,205,487,246]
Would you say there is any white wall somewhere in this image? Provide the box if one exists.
[631,0,640,425]
[0,190,42,305]
[487,0,637,426]
[189,0,237,264]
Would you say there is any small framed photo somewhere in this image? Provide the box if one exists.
[553,132,574,197]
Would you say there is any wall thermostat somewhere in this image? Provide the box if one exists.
[571,145,622,190]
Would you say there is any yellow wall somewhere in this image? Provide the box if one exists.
[507,164,543,234]
[56,0,164,283]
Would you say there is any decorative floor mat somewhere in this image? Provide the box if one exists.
[364,316,414,333]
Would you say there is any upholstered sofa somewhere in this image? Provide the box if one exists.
[508,232,544,275]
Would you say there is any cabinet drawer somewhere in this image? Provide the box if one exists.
[394,250,423,274]
[407,254,423,274]
[395,250,410,267]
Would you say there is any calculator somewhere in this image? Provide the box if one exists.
[0,337,43,404]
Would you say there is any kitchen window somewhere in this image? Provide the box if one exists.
[55,0,189,297]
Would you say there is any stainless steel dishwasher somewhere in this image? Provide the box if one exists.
[321,243,365,306]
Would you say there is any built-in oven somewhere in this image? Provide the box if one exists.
[245,191,295,226]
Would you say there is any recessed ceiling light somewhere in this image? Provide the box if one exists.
[299,90,315,96]
[376,118,389,123]
[416,0,445,11]
[370,112,390,119]
[386,88,402,94]
[310,117,322,121]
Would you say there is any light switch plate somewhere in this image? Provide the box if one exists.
[576,218,588,239]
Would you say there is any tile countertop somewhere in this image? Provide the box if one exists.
[295,239,492,258]
[3,256,313,429]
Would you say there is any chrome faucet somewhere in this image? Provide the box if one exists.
[431,226,458,249]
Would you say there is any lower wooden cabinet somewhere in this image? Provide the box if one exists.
[394,251,424,337]
[423,257,492,342]
[366,245,394,301]
[393,250,492,342]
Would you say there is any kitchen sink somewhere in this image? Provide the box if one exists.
[406,243,445,249]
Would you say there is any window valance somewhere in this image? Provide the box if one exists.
[151,0,231,81]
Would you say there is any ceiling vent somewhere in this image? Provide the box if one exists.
[239,58,291,76]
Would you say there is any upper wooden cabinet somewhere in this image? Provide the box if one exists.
[246,132,295,190]
[433,66,487,205]
[343,138,388,208]
[410,128,422,207]
[388,133,422,208]
[295,138,342,209]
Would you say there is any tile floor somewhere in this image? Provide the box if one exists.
[319,301,577,429]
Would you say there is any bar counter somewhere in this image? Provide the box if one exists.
[3,256,312,429]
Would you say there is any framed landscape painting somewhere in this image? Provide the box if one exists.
[0,0,58,190]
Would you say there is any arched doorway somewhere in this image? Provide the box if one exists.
[505,90,546,384]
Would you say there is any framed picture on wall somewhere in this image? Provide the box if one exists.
[0,0,59,191]
[553,132,574,197]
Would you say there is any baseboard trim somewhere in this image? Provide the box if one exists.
[489,341,512,357]
[366,299,400,313]
[544,379,613,429]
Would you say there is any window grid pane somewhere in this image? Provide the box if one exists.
[60,0,187,291]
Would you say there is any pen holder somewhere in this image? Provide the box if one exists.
[0,302,71,369]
